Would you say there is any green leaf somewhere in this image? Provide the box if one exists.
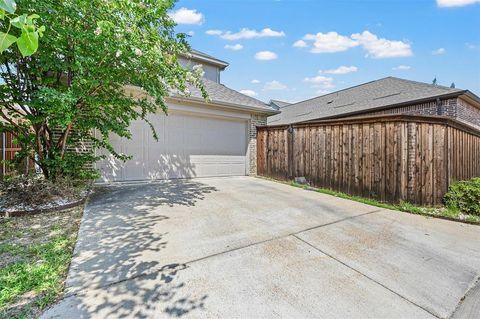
[10,14,27,29]
[16,30,38,57]
[0,0,16,14]
[0,31,17,53]
[0,9,5,20]
[38,25,45,37]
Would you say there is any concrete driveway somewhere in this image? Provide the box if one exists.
[42,177,480,319]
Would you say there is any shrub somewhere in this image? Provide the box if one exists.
[444,178,480,216]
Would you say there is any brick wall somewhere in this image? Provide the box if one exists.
[362,98,480,130]
[364,99,455,117]
[456,98,480,129]
[248,114,267,175]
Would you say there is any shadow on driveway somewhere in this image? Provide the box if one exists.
[54,180,217,318]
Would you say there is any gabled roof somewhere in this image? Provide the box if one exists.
[186,49,229,70]
[269,100,291,109]
[268,77,477,125]
[171,78,277,114]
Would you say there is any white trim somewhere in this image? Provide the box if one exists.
[123,85,278,116]
[185,52,229,70]
[167,101,251,119]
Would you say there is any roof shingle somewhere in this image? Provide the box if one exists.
[268,77,467,125]
[174,78,275,112]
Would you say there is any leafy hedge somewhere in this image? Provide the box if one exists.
[444,178,480,216]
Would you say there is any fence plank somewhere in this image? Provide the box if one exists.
[257,116,480,206]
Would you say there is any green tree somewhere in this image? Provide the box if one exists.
[450,82,455,88]
[432,77,437,85]
[0,0,206,180]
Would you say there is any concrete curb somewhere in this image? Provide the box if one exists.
[0,197,86,218]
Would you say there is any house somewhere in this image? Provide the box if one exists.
[97,50,277,182]
[269,99,291,110]
[267,77,480,129]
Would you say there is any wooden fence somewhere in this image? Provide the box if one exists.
[257,114,480,206]
[0,131,33,178]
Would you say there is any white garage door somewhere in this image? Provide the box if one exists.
[97,111,248,181]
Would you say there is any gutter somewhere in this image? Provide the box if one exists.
[168,95,280,115]
[181,52,229,70]
[124,84,279,115]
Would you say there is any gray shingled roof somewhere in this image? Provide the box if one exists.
[270,100,291,108]
[173,78,275,112]
[268,77,468,125]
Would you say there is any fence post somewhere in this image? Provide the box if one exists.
[407,122,417,203]
[287,126,294,179]
[2,132,5,177]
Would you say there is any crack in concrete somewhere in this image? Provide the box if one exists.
[291,234,441,319]
[61,209,383,300]
[448,275,480,319]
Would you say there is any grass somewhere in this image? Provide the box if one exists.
[286,180,480,224]
[0,207,83,319]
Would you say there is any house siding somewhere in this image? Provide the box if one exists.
[248,114,267,175]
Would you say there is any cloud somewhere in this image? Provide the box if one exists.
[321,66,358,74]
[392,65,411,70]
[351,31,412,58]
[251,79,261,84]
[255,51,278,61]
[437,0,480,7]
[205,30,222,35]
[466,43,480,50]
[303,32,359,53]
[264,80,287,90]
[169,8,204,25]
[206,28,285,40]
[239,89,258,97]
[296,30,412,58]
[293,40,308,48]
[224,44,243,51]
[303,75,334,89]
[187,31,195,36]
[432,48,446,55]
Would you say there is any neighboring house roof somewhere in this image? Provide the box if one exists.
[269,100,291,110]
[268,77,479,125]
[171,78,278,114]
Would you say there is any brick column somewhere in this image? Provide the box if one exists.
[248,114,267,175]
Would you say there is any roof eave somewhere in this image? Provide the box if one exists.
[184,52,229,70]
[124,84,278,115]
[168,95,280,115]
[295,90,469,125]
[462,90,480,108]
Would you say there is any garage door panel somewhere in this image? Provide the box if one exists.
[98,111,247,181]
[189,155,245,177]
